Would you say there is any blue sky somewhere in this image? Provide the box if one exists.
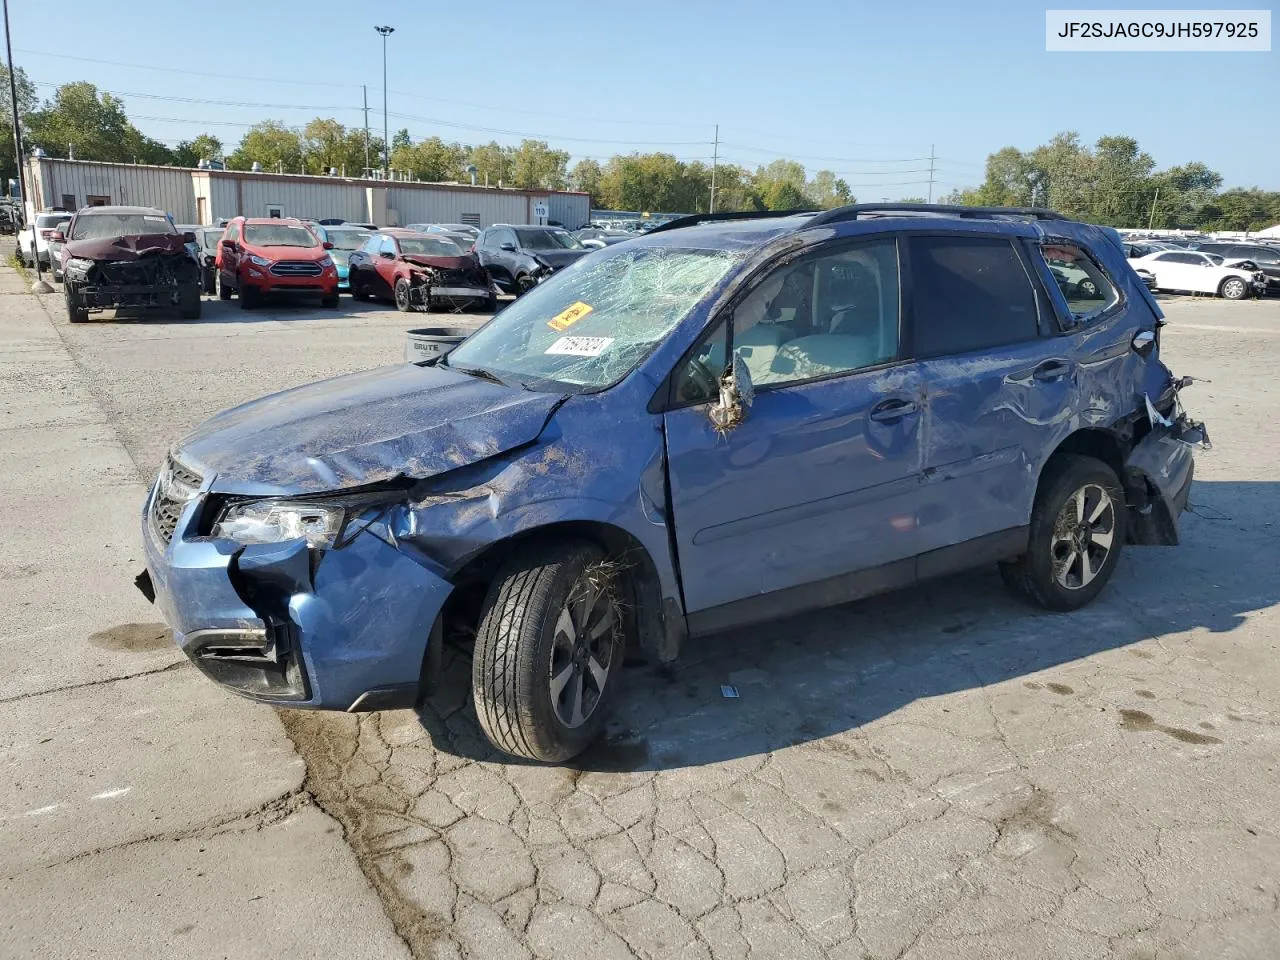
[9,0,1278,196]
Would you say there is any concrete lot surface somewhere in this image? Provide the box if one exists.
[2,275,1278,959]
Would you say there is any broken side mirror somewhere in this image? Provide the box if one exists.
[221,239,235,251]
[708,353,754,433]
[1131,329,1156,358]
[322,241,334,250]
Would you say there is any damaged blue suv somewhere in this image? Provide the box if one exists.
[139,204,1206,762]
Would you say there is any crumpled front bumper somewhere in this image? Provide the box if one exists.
[139,480,451,711]
[1124,394,1208,546]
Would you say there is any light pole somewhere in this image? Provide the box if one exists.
[374,25,394,180]
[2,0,50,293]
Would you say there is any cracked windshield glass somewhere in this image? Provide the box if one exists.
[446,245,743,389]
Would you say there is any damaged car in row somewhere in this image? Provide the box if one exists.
[346,229,498,312]
[58,206,203,323]
[138,203,1207,762]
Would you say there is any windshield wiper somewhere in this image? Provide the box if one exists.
[451,364,505,385]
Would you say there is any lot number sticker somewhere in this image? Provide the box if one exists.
[546,336,614,357]
[547,301,594,331]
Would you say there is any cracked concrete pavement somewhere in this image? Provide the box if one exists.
[2,268,1278,958]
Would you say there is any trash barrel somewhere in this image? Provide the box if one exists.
[405,326,470,363]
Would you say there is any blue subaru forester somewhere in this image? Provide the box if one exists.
[139,204,1206,762]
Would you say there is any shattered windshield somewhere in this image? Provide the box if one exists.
[445,245,743,391]
[244,224,319,247]
[70,214,176,240]
[518,229,585,251]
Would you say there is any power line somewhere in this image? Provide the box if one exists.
[718,141,933,164]
[31,79,358,113]
[17,47,356,88]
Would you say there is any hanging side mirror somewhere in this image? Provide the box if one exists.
[708,353,755,433]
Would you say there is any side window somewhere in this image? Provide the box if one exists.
[476,230,491,250]
[1037,241,1119,324]
[1169,252,1200,265]
[379,236,397,256]
[226,223,240,243]
[500,229,517,248]
[671,238,901,402]
[360,234,378,253]
[909,236,1038,358]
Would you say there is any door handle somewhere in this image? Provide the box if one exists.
[869,399,919,423]
[1032,359,1072,382]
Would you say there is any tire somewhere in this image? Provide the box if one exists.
[64,284,88,324]
[238,284,257,311]
[351,272,371,301]
[514,274,535,297]
[394,277,413,312]
[203,267,216,295]
[321,292,339,308]
[216,271,232,301]
[1000,455,1126,611]
[1219,276,1248,300]
[482,295,499,314]
[473,541,626,762]
[179,285,202,320]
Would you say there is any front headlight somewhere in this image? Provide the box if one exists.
[67,256,94,271]
[247,255,273,267]
[317,255,333,268]
[212,500,344,548]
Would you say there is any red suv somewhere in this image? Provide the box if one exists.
[215,217,339,309]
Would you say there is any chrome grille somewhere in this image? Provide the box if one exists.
[269,260,322,277]
[150,456,203,545]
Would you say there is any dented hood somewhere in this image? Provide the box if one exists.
[177,363,565,495]
[402,253,479,271]
[64,233,187,261]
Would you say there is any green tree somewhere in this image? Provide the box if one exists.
[391,128,412,152]
[510,139,569,190]
[570,158,602,197]
[27,82,148,164]
[172,134,224,167]
[808,169,854,208]
[390,136,467,182]
[301,118,368,175]
[227,121,303,173]
[469,141,513,187]
[0,63,37,187]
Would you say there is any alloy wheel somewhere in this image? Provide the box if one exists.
[548,576,618,728]
[1223,278,1245,299]
[1050,483,1116,590]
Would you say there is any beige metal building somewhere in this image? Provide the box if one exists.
[26,157,591,229]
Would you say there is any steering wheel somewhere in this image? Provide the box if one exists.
[678,356,721,403]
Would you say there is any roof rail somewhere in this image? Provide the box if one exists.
[644,208,817,235]
[805,203,1070,228]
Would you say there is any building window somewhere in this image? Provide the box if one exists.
[86,195,110,207]
[60,194,76,211]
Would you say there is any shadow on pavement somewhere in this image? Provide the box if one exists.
[416,478,1280,771]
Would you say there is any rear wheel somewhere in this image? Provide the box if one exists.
[394,277,413,312]
[351,271,371,301]
[1219,276,1248,300]
[473,541,626,762]
[1000,455,1125,611]
[216,271,232,301]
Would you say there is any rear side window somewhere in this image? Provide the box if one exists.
[1037,241,1119,325]
[909,236,1038,358]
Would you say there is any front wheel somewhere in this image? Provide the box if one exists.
[514,274,536,296]
[473,542,626,762]
[1219,277,1248,300]
[394,277,413,312]
[216,271,232,300]
[65,284,89,323]
[238,284,257,311]
[321,292,339,308]
[1000,455,1125,611]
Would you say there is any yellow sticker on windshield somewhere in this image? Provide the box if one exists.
[548,301,593,331]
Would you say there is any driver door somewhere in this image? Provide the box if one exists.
[661,236,926,630]
[373,235,399,295]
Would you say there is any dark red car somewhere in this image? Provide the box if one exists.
[346,228,497,312]
[215,216,339,310]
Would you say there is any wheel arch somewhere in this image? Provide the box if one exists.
[444,518,678,666]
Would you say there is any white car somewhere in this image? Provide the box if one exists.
[1128,250,1265,300]
[17,210,74,271]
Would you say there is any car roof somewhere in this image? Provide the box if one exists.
[76,205,167,216]
[241,217,308,225]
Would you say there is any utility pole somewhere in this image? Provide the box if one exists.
[362,84,371,176]
[1148,186,1159,230]
[375,25,394,180]
[927,143,936,204]
[3,0,49,293]
[709,124,719,213]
